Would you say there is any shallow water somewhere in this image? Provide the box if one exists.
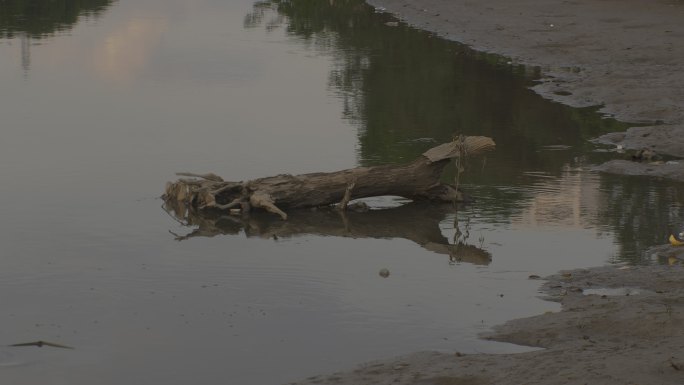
[1,1,683,384]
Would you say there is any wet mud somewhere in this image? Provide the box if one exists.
[293,264,684,385]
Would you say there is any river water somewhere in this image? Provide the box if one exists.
[1,1,683,384]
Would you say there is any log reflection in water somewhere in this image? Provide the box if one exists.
[164,201,492,265]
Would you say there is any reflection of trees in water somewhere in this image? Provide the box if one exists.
[244,1,286,32]
[245,0,629,173]
[244,0,683,263]
[597,175,684,263]
[0,0,114,38]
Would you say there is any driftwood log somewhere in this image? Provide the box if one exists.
[163,136,495,219]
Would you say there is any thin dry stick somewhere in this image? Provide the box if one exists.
[452,134,468,196]
[338,180,356,211]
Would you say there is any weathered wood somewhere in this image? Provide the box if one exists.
[422,135,493,162]
[162,136,495,219]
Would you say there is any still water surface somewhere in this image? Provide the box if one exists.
[1,1,683,384]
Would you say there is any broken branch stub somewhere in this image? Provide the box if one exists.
[162,136,495,219]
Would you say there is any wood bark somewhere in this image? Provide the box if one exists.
[163,136,495,219]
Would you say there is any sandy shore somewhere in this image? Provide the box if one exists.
[367,0,684,180]
[291,1,684,383]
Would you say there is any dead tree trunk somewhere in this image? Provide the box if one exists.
[163,136,495,219]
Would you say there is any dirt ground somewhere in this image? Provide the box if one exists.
[291,1,684,384]
[367,0,684,180]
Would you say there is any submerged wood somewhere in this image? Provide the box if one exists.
[9,340,74,349]
[163,136,495,219]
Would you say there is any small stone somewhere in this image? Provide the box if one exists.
[379,268,390,278]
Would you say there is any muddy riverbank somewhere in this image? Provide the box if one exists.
[293,263,684,385]
[367,0,684,180]
[291,1,684,383]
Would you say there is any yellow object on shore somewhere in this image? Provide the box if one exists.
[669,234,684,246]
